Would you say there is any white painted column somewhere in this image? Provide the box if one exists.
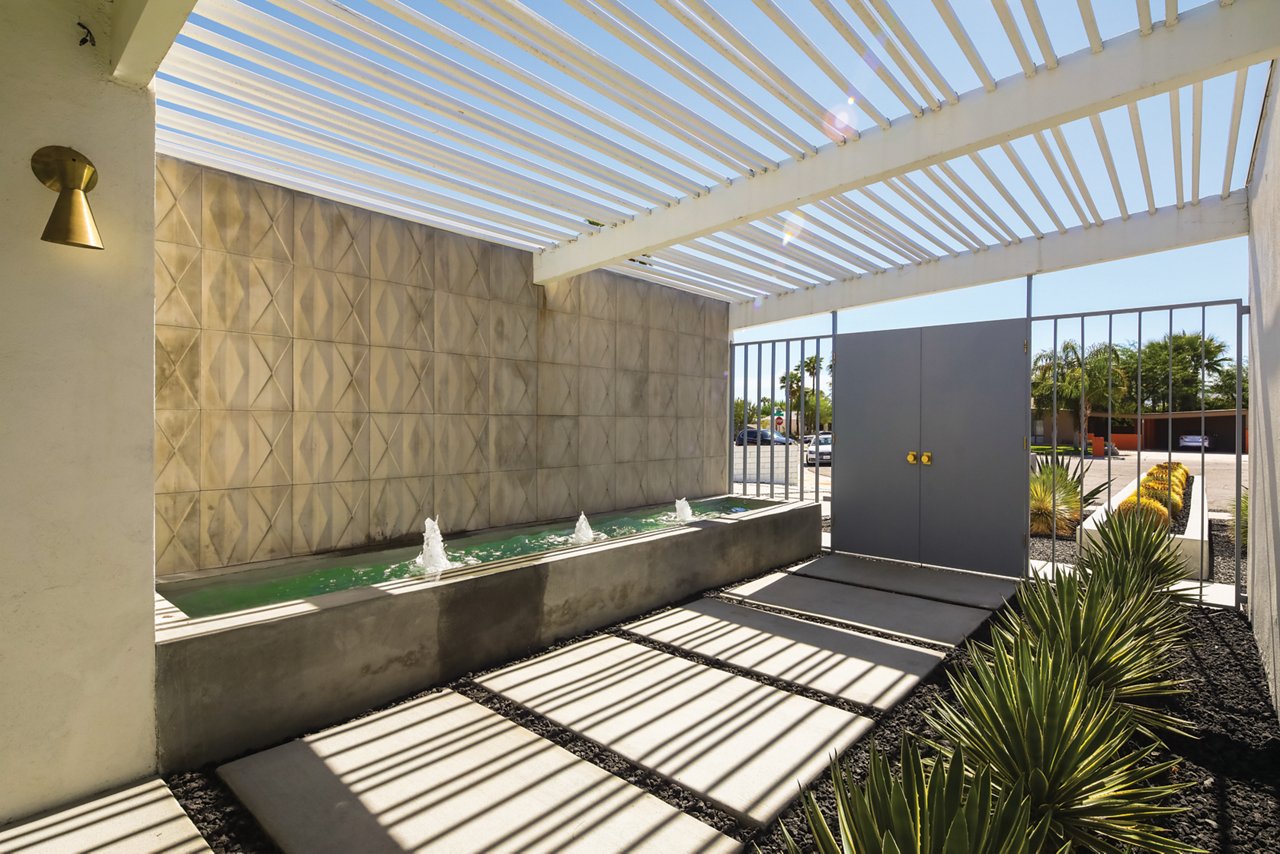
[1246,76,1279,713]
[0,0,158,821]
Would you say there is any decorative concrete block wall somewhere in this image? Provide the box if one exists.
[154,156,729,574]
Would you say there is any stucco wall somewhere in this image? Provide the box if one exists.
[0,2,158,823]
[154,156,730,574]
[1247,76,1279,714]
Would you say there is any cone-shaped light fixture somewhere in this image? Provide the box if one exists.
[31,146,103,250]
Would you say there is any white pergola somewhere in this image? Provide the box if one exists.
[156,0,1278,328]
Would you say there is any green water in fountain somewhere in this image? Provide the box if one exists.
[164,497,774,618]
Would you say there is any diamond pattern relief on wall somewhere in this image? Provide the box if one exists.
[490,469,537,527]
[678,375,703,416]
[649,328,679,374]
[435,353,488,415]
[646,417,677,461]
[676,291,705,335]
[155,410,201,494]
[648,373,677,418]
[156,242,201,328]
[488,245,534,306]
[537,364,577,416]
[678,334,705,375]
[293,481,370,553]
[649,288,679,331]
[705,301,730,338]
[578,416,615,467]
[200,486,292,568]
[490,301,536,361]
[435,231,488,299]
[579,463,616,514]
[489,415,536,472]
[613,417,646,463]
[491,359,537,416]
[294,412,370,484]
[677,417,704,459]
[294,340,370,413]
[156,492,200,575]
[435,473,489,533]
[156,157,202,247]
[370,280,433,350]
[201,411,293,490]
[203,169,292,260]
[369,347,434,414]
[434,291,490,357]
[370,413,433,479]
[201,331,293,411]
[538,310,578,366]
[643,459,677,504]
[202,251,293,338]
[615,323,648,371]
[579,367,614,417]
[537,415,578,469]
[370,214,430,287]
[614,462,644,509]
[156,325,201,410]
[576,270,617,321]
[294,268,370,344]
[369,476,433,541]
[615,370,648,418]
[537,467,578,520]
[295,196,370,275]
[435,414,488,475]
[579,318,615,370]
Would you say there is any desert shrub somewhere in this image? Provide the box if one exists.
[1116,495,1171,529]
[1079,508,1188,599]
[929,633,1194,853]
[995,571,1189,737]
[1237,488,1249,547]
[784,736,1049,854]
[1029,471,1081,536]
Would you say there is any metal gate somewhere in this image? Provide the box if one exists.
[831,319,1029,577]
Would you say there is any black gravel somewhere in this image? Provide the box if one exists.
[165,770,279,854]
[1159,608,1280,853]
[1210,519,1247,588]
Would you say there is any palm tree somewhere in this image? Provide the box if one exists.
[1032,341,1129,443]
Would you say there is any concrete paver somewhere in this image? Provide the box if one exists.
[721,573,990,646]
[626,599,944,710]
[478,635,872,826]
[792,553,1017,610]
[0,779,208,854]
[218,689,735,854]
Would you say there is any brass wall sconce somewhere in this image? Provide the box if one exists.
[31,146,103,250]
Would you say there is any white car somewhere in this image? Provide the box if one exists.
[805,433,833,466]
[1179,435,1211,450]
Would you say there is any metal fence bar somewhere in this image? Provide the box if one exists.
[1025,275,1033,579]
[741,344,749,497]
[814,336,824,505]
[799,338,806,502]
[784,340,791,501]
[1031,297,1245,322]
[727,340,735,496]
[1051,318,1059,568]
[1137,312,1143,484]
[1200,305,1207,604]
[1107,314,1114,508]
[770,341,777,497]
[1080,316,1087,516]
[1235,305,1244,609]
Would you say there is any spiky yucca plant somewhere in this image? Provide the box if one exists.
[928,634,1194,853]
[783,736,1051,854]
[1237,488,1249,548]
[1080,509,1188,600]
[994,572,1190,737]
[1029,472,1081,536]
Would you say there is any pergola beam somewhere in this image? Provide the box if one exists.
[110,0,196,86]
[535,0,1280,283]
[729,191,1248,328]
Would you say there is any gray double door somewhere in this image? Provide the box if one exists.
[831,319,1027,577]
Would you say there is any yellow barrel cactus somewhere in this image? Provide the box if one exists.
[1117,494,1171,528]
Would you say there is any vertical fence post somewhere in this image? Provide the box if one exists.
[727,340,735,496]
[755,343,763,497]
[770,342,777,500]
[784,341,791,501]
[799,339,806,503]
[1026,275,1033,578]
[1137,313,1144,484]
[1051,318,1059,568]
[1200,306,1208,605]
[1234,304,1244,610]
[1107,314,1114,508]
[815,337,823,506]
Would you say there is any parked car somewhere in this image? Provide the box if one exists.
[805,432,833,466]
[734,428,794,446]
[1179,434,1212,450]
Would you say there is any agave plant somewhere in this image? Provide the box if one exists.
[928,633,1194,853]
[783,736,1051,854]
[993,572,1190,737]
[1080,508,1189,600]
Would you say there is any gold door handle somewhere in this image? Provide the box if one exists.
[921,451,933,466]
[906,451,918,464]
